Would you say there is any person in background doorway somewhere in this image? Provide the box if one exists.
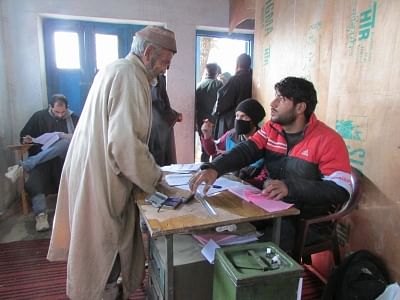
[217,71,231,86]
[5,94,78,232]
[195,63,223,162]
[200,98,266,186]
[213,53,253,139]
[216,64,222,79]
[190,77,352,253]
[47,26,177,300]
[148,73,182,166]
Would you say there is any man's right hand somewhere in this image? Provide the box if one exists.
[189,169,218,194]
[22,135,33,144]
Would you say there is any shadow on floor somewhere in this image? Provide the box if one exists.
[0,195,56,243]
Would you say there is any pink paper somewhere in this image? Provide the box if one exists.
[244,191,294,212]
[228,186,293,212]
[228,185,261,202]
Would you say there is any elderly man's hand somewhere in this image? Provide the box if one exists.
[189,168,218,194]
[261,179,288,200]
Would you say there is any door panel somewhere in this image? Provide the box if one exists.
[43,18,144,115]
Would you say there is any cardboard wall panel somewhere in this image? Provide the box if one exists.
[254,0,335,119]
[254,0,400,281]
[229,0,255,31]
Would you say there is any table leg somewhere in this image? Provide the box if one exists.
[271,217,281,246]
[20,188,29,215]
[15,149,29,215]
[165,234,174,300]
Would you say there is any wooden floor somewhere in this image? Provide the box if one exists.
[0,238,324,299]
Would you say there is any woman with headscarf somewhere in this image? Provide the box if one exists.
[200,98,266,185]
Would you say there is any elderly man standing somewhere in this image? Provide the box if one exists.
[47,26,177,300]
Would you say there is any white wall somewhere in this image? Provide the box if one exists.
[0,0,231,212]
[0,3,17,212]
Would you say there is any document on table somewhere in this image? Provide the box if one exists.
[229,185,294,212]
[164,174,244,195]
[161,163,201,173]
[32,132,61,150]
[164,173,192,186]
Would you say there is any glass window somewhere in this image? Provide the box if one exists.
[54,31,80,69]
[95,33,118,70]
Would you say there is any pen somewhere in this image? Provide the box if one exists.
[212,185,222,189]
[156,197,170,212]
[157,200,167,212]
[195,192,217,216]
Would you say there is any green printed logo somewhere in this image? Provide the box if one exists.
[336,120,363,141]
[346,0,378,62]
[359,1,377,41]
[263,47,271,65]
[347,145,366,167]
[264,0,274,35]
[301,22,322,80]
[336,118,367,169]
[346,6,357,53]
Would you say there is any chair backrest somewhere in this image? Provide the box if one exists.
[292,167,363,264]
[333,166,363,219]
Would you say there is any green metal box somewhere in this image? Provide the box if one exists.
[213,242,303,300]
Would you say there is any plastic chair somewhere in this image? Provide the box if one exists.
[292,167,363,265]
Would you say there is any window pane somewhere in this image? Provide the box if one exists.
[95,34,118,70]
[54,31,80,69]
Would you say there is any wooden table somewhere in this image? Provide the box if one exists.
[137,185,299,300]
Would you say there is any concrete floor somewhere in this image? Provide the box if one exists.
[0,195,56,243]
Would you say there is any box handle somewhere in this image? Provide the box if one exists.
[248,250,269,271]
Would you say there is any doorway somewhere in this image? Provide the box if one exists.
[194,30,254,162]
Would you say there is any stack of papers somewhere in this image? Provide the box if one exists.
[193,231,261,246]
[161,163,201,173]
[197,224,263,264]
[164,174,243,196]
[164,173,192,186]
[32,132,61,150]
[193,222,261,247]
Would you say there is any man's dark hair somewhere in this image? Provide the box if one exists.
[50,94,68,107]
[205,63,219,78]
[274,77,318,120]
[236,53,251,70]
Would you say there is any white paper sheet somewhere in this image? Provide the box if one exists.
[165,174,243,195]
[201,239,221,264]
[32,132,61,150]
[161,163,201,173]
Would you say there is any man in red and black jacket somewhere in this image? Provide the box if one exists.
[189,76,352,252]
